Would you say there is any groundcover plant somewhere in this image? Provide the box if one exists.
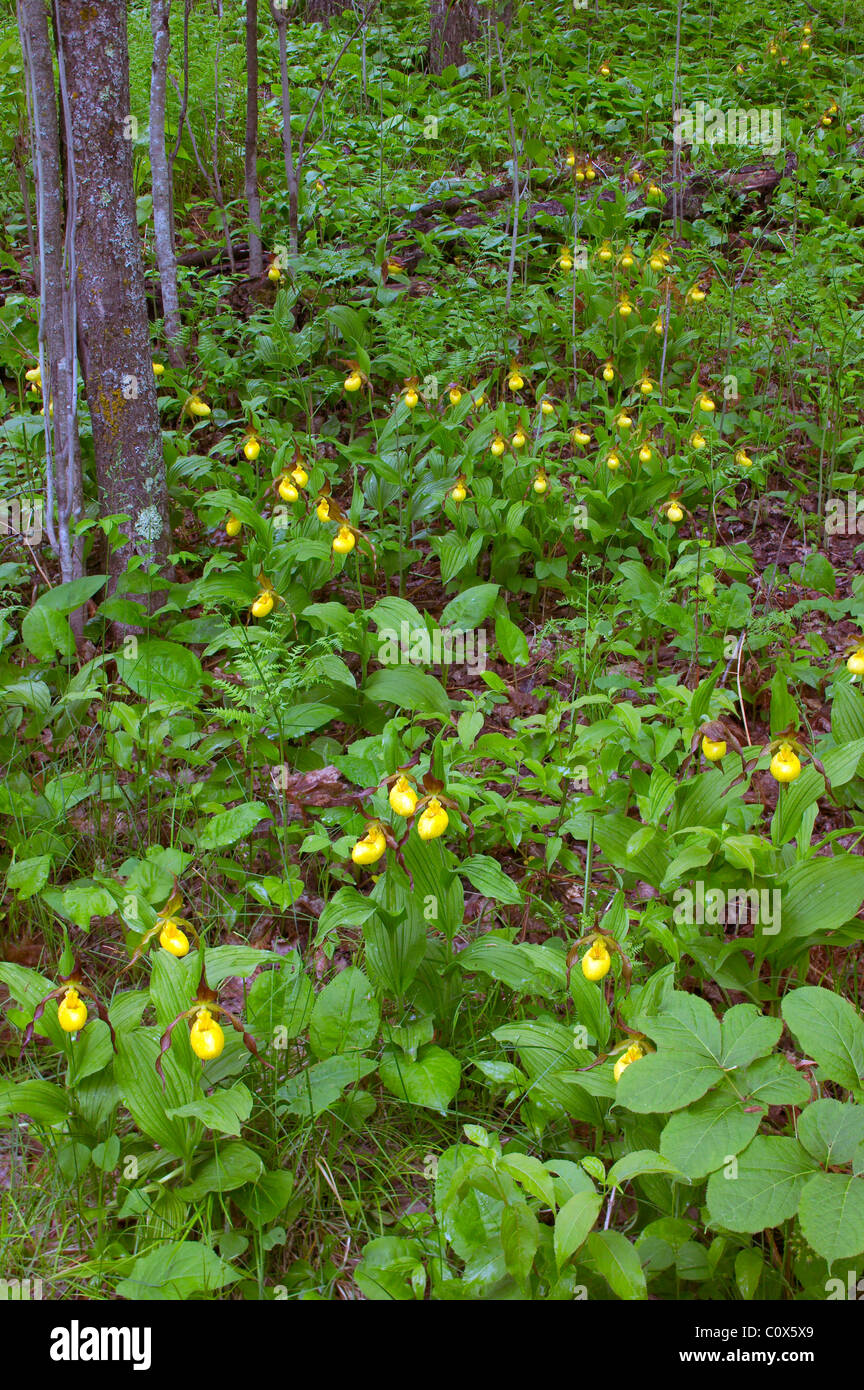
[1,0,864,1313]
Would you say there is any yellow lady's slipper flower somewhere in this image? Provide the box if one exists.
[389,777,418,818]
[58,987,88,1033]
[333,525,356,554]
[701,735,726,761]
[252,592,275,618]
[190,1008,224,1060]
[352,824,387,865]
[614,1042,644,1082]
[159,920,190,957]
[769,743,802,783]
[225,515,242,538]
[417,798,449,840]
[581,939,611,982]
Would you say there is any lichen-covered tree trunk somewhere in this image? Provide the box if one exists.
[430,0,480,74]
[150,0,184,356]
[56,0,171,593]
[17,0,83,589]
[245,0,263,277]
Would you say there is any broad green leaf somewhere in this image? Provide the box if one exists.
[494,613,530,666]
[246,957,314,1043]
[498,1152,557,1210]
[363,667,450,720]
[720,1004,783,1070]
[797,1098,864,1167]
[278,1055,377,1119]
[0,1079,70,1125]
[660,1087,762,1180]
[195,801,270,851]
[114,1027,197,1158]
[176,1142,263,1199]
[554,1190,603,1270]
[458,938,564,993]
[233,1169,295,1227]
[607,1149,686,1187]
[115,1240,239,1300]
[586,1230,647,1300]
[501,1203,540,1288]
[458,855,524,905]
[167,1083,254,1137]
[782,986,864,1091]
[114,639,203,704]
[440,584,499,630]
[378,1044,461,1113]
[309,966,379,1059]
[777,857,864,944]
[797,1172,864,1264]
[6,855,51,900]
[735,1247,764,1300]
[616,1049,723,1114]
[706,1137,815,1232]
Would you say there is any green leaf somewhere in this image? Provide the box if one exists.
[21,606,75,661]
[309,966,379,1059]
[6,855,51,900]
[735,1247,764,1300]
[777,857,864,944]
[279,702,342,738]
[35,575,108,614]
[233,1169,295,1227]
[363,667,450,720]
[497,1152,558,1210]
[115,1240,240,1300]
[585,1230,647,1299]
[720,1004,783,1069]
[0,1079,70,1125]
[440,584,499,630]
[115,639,203,704]
[114,1027,197,1158]
[797,1172,864,1264]
[554,1190,603,1269]
[458,938,565,993]
[176,1142,264,1199]
[782,986,864,1091]
[378,1044,461,1113]
[458,855,523,905]
[494,614,530,666]
[195,801,270,851]
[705,1137,815,1232]
[278,1055,377,1119]
[246,957,314,1043]
[167,1083,254,1138]
[797,1098,864,1167]
[607,1149,686,1187]
[660,1088,763,1181]
[501,1202,540,1288]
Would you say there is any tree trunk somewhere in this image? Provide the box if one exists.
[305,0,343,27]
[429,0,479,75]
[245,0,263,276]
[17,0,83,589]
[56,0,171,594]
[150,0,183,358]
[271,3,298,256]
